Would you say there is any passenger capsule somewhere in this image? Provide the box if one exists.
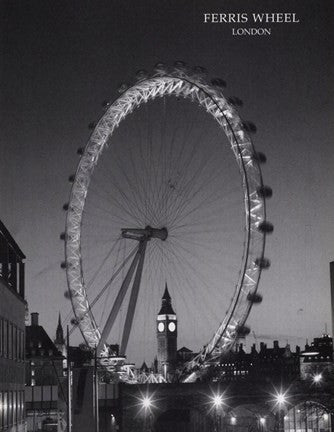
[135,70,149,81]
[252,152,267,163]
[257,186,272,198]
[153,63,168,74]
[70,318,78,326]
[68,174,75,183]
[60,261,67,269]
[64,290,71,299]
[193,66,207,75]
[77,147,84,156]
[117,83,129,93]
[63,203,69,211]
[60,232,66,241]
[211,78,227,88]
[174,60,187,68]
[227,96,243,107]
[242,122,257,133]
[101,100,110,108]
[258,221,274,234]
[236,325,251,336]
[88,122,96,130]
[255,257,271,269]
[247,292,263,303]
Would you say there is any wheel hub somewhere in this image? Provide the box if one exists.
[121,226,168,241]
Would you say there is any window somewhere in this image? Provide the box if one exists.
[9,391,13,426]
[8,323,12,359]
[13,326,17,360]
[3,392,8,428]
[0,318,2,356]
[4,320,8,358]
[0,391,3,428]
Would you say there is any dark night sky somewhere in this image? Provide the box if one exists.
[1,0,334,365]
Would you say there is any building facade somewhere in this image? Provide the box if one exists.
[0,220,26,432]
[25,313,66,432]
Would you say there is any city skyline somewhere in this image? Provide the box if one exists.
[1,0,334,366]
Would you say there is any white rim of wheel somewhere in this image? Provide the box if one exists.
[64,64,271,379]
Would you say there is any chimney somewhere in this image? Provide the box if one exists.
[260,342,265,351]
[273,340,279,349]
[31,312,39,326]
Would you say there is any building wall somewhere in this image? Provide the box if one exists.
[0,278,26,432]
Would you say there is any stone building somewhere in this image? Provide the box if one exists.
[25,313,66,432]
[0,220,26,432]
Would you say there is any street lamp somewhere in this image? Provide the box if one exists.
[140,395,153,432]
[275,393,287,406]
[212,394,224,408]
[273,390,288,432]
[211,394,224,432]
[313,373,322,384]
[141,396,152,410]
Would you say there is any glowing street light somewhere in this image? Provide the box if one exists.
[231,416,237,425]
[276,393,287,406]
[313,373,322,383]
[141,396,152,410]
[212,394,224,408]
[260,417,266,425]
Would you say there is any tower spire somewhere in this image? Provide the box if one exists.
[55,311,64,345]
[162,283,171,300]
[158,283,175,315]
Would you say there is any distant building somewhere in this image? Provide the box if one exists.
[207,340,300,384]
[54,313,65,356]
[25,313,66,432]
[300,333,333,379]
[0,220,26,432]
[177,346,194,363]
[156,284,177,377]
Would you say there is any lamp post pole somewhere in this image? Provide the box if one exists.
[94,346,99,432]
[66,326,72,432]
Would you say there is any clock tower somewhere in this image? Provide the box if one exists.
[157,284,177,377]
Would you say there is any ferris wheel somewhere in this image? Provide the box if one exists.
[63,62,272,382]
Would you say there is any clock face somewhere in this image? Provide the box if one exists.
[158,322,165,332]
[168,322,176,332]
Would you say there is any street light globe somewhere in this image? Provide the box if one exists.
[260,417,266,425]
[142,396,152,409]
[231,416,237,425]
[276,393,286,405]
[313,373,322,383]
[212,394,224,408]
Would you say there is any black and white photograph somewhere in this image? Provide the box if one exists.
[1,1,333,431]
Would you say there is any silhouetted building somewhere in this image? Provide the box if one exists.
[208,340,300,384]
[0,220,26,432]
[156,284,177,377]
[25,313,66,432]
[177,346,194,363]
[300,333,333,379]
